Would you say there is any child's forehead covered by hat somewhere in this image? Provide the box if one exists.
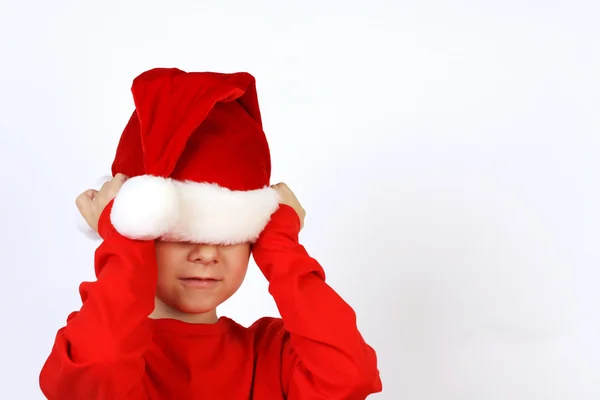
[108,68,280,245]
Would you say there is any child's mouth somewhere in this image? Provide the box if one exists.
[179,277,221,288]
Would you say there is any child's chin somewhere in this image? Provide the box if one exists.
[177,300,219,315]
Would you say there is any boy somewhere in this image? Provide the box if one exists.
[39,68,382,399]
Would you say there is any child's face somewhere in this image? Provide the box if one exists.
[154,241,251,315]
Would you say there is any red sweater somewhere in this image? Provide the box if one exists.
[39,203,382,399]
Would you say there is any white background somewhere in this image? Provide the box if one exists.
[1,1,599,399]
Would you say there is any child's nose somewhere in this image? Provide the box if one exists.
[189,244,219,264]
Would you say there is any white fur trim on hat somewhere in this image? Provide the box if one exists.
[110,175,281,244]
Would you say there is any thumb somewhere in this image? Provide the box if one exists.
[76,189,97,207]
[76,189,99,228]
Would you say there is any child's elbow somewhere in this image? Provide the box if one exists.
[318,362,382,399]
[344,362,383,398]
[357,369,383,398]
[340,346,383,398]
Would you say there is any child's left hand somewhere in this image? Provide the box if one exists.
[272,182,306,230]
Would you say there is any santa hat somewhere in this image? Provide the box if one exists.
[108,68,280,244]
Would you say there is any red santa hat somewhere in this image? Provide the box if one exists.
[108,67,280,244]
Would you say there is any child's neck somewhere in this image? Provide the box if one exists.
[149,298,219,324]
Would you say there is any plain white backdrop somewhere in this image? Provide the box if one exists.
[1,1,599,399]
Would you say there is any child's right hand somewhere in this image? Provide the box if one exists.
[76,173,129,232]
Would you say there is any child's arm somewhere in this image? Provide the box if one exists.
[39,200,155,400]
[252,204,382,399]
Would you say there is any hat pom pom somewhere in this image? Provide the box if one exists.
[111,175,180,240]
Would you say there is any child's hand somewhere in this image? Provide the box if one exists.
[76,173,129,232]
[272,182,306,230]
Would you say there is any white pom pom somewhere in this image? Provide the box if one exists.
[110,175,180,240]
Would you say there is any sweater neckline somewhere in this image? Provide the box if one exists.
[149,316,234,335]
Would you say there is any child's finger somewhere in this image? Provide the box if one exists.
[114,173,129,184]
[75,190,96,219]
[82,189,98,200]
[76,190,97,206]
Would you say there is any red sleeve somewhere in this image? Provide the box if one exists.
[252,205,383,399]
[39,201,155,400]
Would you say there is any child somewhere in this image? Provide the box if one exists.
[39,68,382,399]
